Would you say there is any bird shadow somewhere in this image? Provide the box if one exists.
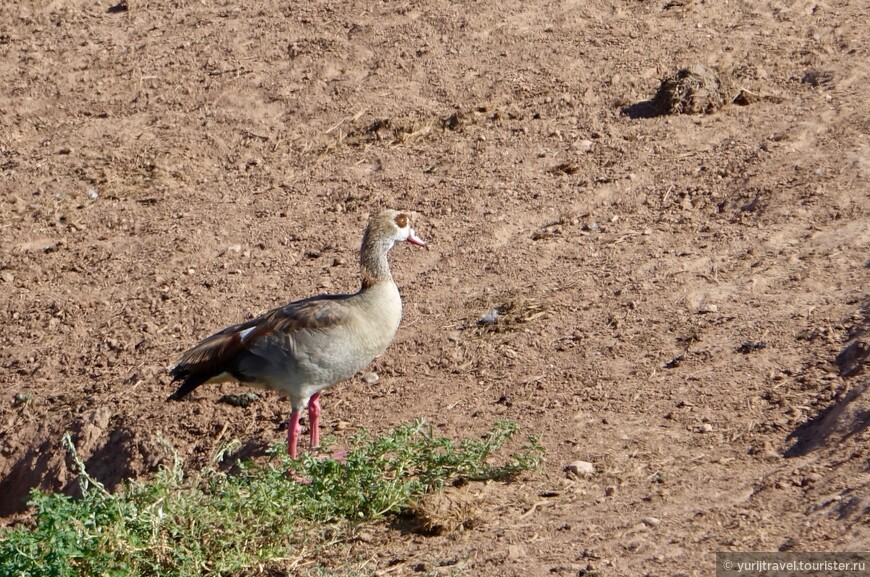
[620,99,665,119]
[386,511,432,536]
[216,439,275,472]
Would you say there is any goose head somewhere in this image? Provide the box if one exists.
[363,210,427,252]
[358,210,427,288]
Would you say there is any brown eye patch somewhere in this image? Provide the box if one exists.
[394,213,409,228]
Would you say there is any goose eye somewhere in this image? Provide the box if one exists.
[394,213,409,228]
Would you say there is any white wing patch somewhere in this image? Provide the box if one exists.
[238,326,256,342]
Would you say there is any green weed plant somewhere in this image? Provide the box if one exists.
[0,420,541,577]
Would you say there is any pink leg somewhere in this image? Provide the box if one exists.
[308,392,321,451]
[306,393,347,462]
[287,409,302,459]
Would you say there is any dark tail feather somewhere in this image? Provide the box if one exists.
[166,367,210,401]
[166,329,247,401]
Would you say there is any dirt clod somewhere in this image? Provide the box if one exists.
[408,486,482,535]
[564,460,596,477]
[217,393,260,408]
[651,65,741,115]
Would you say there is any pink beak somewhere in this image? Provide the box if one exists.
[407,229,428,249]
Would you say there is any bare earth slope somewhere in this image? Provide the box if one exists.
[1,1,868,575]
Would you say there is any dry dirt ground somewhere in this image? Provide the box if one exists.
[1,1,869,575]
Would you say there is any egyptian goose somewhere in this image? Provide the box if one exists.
[167,210,426,458]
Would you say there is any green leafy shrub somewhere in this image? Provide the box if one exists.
[0,420,541,577]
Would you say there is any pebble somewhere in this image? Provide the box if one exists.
[361,372,379,384]
[700,423,714,433]
[508,544,527,559]
[642,516,661,527]
[1,272,14,284]
[19,238,62,253]
[575,139,593,153]
[802,472,822,486]
[564,460,596,477]
[356,531,373,543]
[479,308,499,325]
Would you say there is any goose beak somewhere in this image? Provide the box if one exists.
[406,229,428,250]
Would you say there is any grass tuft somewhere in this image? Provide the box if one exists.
[0,420,541,577]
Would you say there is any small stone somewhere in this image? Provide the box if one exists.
[736,341,766,354]
[575,139,593,153]
[507,544,527,559]
[86,188,99,200]
[564,460,596,477]
[361,372,379,384]
[1,272,14,284]
[802,472,822,486]
[604,486,616,496]
[13,392,33,407]
[479,308,499,325]
[700,423,714,433]
[18,238,61,253]
[356,531,374,543]
[642,516,661,527]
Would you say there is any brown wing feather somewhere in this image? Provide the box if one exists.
[267,296,350,334]
[167,295,351,400]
